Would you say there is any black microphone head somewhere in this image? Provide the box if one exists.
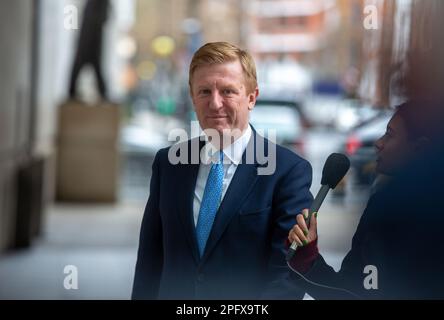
[321,153,350,189]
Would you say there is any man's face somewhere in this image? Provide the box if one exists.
[375,114,413,175]
[190,60,258,136]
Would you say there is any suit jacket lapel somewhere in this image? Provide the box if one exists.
[176,138,204,265]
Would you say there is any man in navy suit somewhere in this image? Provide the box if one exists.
[132,42,313,299]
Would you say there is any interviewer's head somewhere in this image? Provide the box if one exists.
[375,101,435,175]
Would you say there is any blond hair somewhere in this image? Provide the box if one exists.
[189,42,258,94]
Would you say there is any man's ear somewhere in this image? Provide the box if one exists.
[248,87,259,110]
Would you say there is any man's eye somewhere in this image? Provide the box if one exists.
[199,89,210,95]
[223,89,234,95]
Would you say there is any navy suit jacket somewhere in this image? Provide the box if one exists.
[132,129,313,299]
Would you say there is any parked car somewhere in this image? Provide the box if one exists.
[250,100,306,155]
[120,110,185,155]
[255,94,311,129]
[343,110,394,185]
[334,99,381,132]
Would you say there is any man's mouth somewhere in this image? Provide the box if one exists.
[208,115,228,119]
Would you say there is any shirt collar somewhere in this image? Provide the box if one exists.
[201,125,252,165]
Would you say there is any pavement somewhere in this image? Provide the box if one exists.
[0,202,143,299]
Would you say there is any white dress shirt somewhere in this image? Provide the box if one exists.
[193,125,252,226]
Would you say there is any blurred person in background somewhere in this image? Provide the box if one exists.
[131,42,313,299]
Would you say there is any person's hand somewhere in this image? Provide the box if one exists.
[288,209,318,247]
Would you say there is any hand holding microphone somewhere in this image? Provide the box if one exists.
[288,208,318,248]
[286,153,350,262]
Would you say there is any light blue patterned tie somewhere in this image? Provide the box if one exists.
[196,151,224,258]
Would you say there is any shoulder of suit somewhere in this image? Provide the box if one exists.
[154,137,201,162]
[259,134,309,167]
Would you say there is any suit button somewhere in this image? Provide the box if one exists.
[197,273,205,282]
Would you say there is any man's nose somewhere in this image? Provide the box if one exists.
[209,91,223,110]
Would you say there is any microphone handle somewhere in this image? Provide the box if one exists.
[286,185,330,262]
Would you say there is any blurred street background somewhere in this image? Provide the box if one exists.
[0,0,437,299]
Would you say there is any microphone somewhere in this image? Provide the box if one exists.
[286,153,350,262]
